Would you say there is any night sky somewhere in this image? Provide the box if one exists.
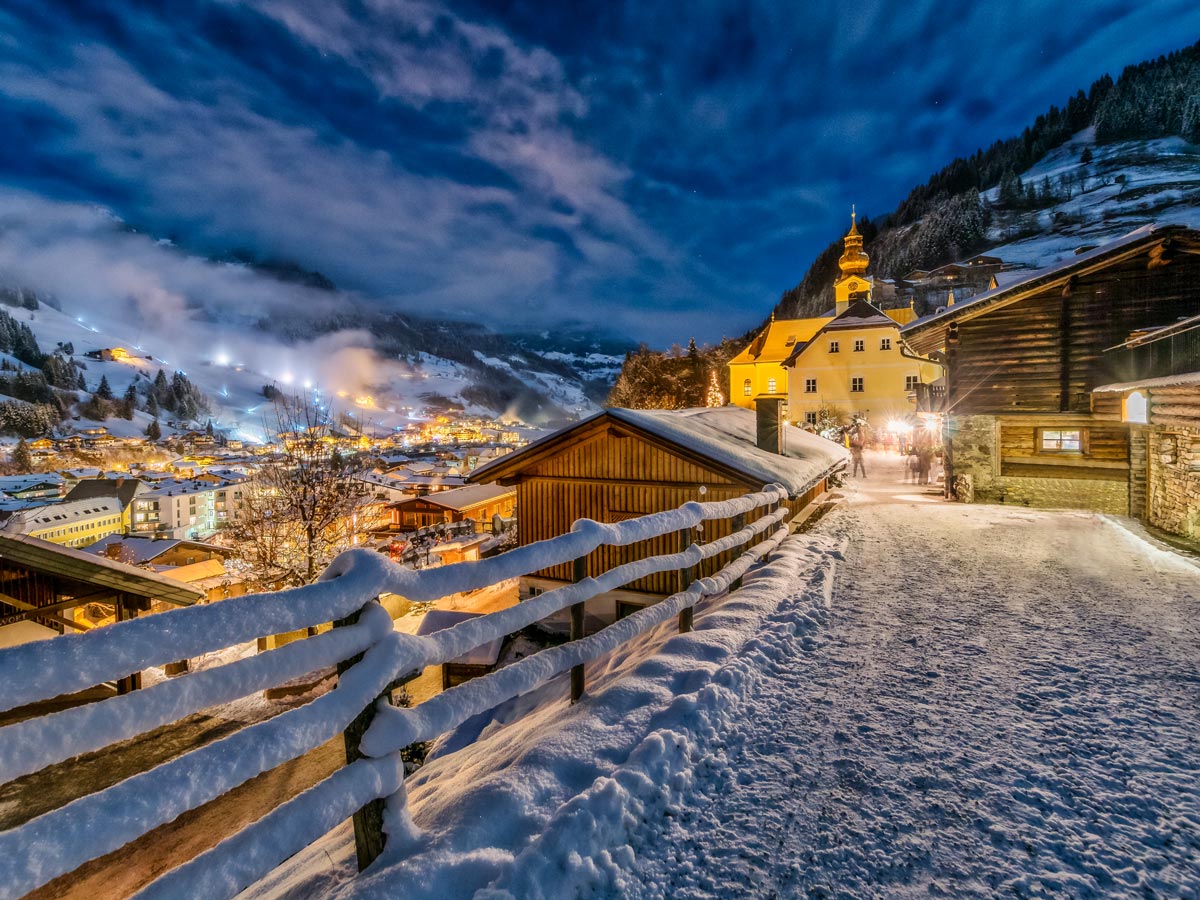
[1,1,1198,345]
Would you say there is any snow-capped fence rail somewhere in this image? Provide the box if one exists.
[0,484,792,900]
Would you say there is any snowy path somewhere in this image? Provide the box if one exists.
[630,452,1200,899]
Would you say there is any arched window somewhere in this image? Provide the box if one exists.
[743,379,752,396]
[1124,390,1148,424]
[767,378,777,393]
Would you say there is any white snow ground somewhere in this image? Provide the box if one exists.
[250,451,1199,900]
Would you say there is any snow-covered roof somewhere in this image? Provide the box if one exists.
[415,609,503,667]
[0,475,64,494]
[471,407,847,498]
[395,483,515,512]
[1093,371,1200,393]
[902,223,1197,353]
[4,497,123,531]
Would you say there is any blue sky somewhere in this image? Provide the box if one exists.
[1,1,1198,345]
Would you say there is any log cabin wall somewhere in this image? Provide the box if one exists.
[513,425,809,595]
[949,256,1200,416]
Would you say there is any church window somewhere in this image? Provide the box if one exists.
[854,339,865,352]
[880,338,892,350]
[829,341,839,353]
[851,377,864,393]
[905,375,920,391]
[742,379,751,397]
[804,378,817,393]
[767,378,777,393]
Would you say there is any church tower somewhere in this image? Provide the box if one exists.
[834,206,873,314]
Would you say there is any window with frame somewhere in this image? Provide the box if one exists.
[851,376,864,393]
[804,411,818,425]
[742,379,751,396]
[1039,429,1083,452]
[767,377,777,393]
[854,339,865,352]
[829,340,839,353]
[905,375,920,390]
[880,337,892,350]
[804,378,817,393]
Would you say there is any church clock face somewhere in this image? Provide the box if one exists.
[849,281,859,290]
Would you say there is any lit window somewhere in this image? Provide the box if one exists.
[1124,391,1148,424]
[804,411,818,425]
[1040,429,1083,452]
[742,379,751,396]
[829,341,839,353]
[851,377,864,393]
[767,378,777,393]
[854,339,865,352]
[881,338,892,350]
[804,378,817,393]
[905,375,920,391]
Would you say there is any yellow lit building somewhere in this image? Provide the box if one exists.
[3,498,125,548]
[728,210,935,429]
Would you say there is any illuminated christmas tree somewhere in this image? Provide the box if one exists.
[705,369,725,407]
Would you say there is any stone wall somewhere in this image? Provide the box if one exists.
[1146,427,1200,540]
[948,414,1129,514]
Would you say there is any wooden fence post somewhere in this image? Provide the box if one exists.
[335,603,392,872]
[570,556,586,702]
[730,513,745,592]
[677,528,695,633]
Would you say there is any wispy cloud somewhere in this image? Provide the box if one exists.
[0,1,1197,345]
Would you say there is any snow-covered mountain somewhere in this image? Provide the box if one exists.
[0,192,628,441]
[980,130,1200,267]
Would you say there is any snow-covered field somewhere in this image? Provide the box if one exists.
[254,451,1199,900]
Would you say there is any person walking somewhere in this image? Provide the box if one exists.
[848,420,867,478]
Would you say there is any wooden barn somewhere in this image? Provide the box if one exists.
[901,224,1200,520]
[466,404,846,619]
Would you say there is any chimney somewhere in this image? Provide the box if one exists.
[755,398,784,455]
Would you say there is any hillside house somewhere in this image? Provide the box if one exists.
[900,223,1200,532]
[2,498,125,548]
[466,404,846,621]
[0,533,203,684]
[387,483,516,533]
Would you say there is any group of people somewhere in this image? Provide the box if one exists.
[843,418,938,485]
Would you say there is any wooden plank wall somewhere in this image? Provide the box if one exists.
[952,254,1200,416]
[515,428,813,595]
[998,420,1129,481]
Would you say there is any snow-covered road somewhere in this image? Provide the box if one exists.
[631,451,1200,898]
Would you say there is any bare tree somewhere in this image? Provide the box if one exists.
[223,394,372,588]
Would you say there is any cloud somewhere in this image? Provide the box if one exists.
[0,0,1197,347]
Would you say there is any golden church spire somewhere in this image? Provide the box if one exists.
[838,205,869,278]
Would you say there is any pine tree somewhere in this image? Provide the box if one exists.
[705,370,725,407]
[205,418,214,438]
[146,393,159,417]
[120,383,137,419]
[12,438,33,472]
[95,374,114,401]
[145,418,162,441]
[1080,146,1093,164]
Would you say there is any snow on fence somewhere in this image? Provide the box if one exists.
[0,484,792,900]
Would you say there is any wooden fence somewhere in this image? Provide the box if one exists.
[0,485,792,900]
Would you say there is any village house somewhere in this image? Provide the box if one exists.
[2,497,125,548]
[63,476,150,533]
[0,474,65,501]
[84,534,247,602]
[900,223,1200,538]
[131,473,250,540]
[728,211,922,429]
[387,482,516,533]
[466,404,845,622]
[0,533,202,688]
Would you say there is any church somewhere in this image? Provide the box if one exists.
[728,211,938,431]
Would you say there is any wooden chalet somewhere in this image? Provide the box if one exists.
[0,533,204,691]
[467,405,846,618]
[387,483,515,533]
[901,224,1200,522]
